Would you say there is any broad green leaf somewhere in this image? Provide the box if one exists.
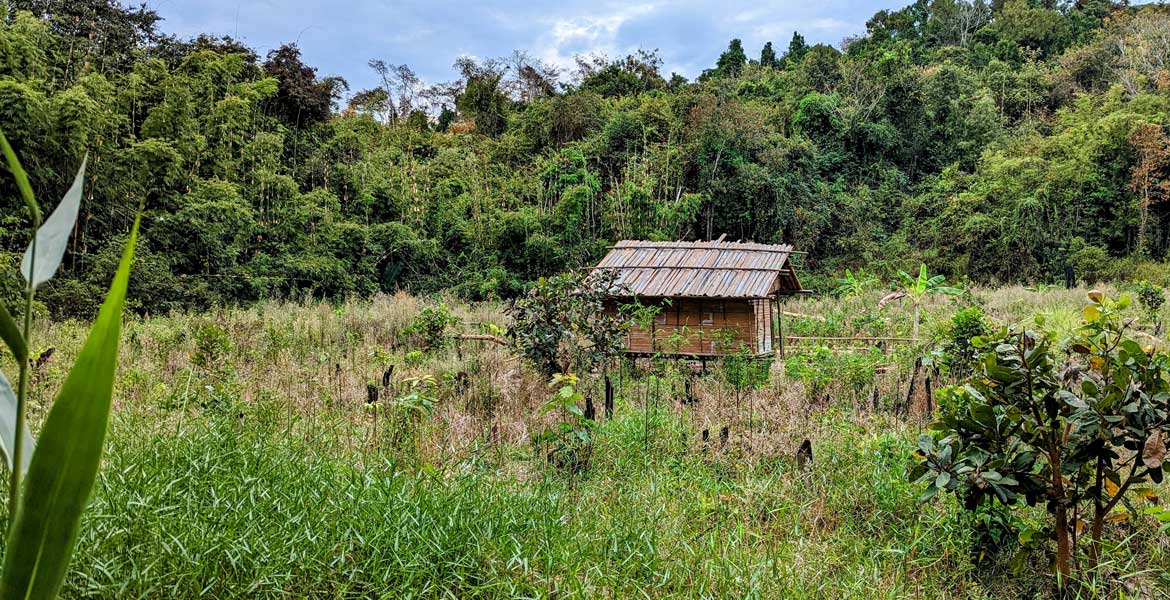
[20,155,86,289]
[0,129,39,224]
[0,371,34,474]
[0,215,137,600]
[0,302,25,363]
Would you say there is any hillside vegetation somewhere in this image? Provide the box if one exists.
[5,1,1170,316]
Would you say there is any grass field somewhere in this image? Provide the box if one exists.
[1,287,1168,598]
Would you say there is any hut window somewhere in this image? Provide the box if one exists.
[701,300,724,325]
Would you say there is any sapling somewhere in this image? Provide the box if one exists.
[913,292,1170,592]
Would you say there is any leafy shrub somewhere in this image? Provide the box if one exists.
[1133,279,1165,323]
[1065,241,1112,283]
[719,344,771,390]
[403,303,460,351]
[913,292,1170,589]
[534,373,595,473]
[941,306,991,374]
[786,346,882,398]
[192,323,232,369]
[507,270,628,377]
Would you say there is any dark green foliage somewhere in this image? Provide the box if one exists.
[455,59,508,136]
[1134,279,1165,322]
[759,42,779,69]
[701,39,748,80]
[1,0,1168,316]
[914,292,1170,586]
[263,44,345,127]
[785,32,809,66]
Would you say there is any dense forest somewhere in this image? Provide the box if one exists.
[3,0,1170,316]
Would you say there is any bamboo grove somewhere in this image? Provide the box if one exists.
[4,0,1170,317]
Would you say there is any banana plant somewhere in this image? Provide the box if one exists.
[832,268,879,298]
[0,130,138,600]
[882,263,960,339]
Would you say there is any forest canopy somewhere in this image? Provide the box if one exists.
[3,0,1170,317]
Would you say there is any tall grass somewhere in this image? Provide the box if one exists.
[39,407,985,599]
[0,287,1165,598]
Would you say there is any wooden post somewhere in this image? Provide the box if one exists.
[776,298,785,359]
[796,439,813,468]
[604,375,614,419]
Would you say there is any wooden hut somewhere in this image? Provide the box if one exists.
[594,239,804,358]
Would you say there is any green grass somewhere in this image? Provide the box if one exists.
[36,407,984,599]
[0,288,1166,598]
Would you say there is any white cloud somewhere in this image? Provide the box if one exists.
[533,3,658,73]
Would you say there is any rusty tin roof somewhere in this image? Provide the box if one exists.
[593,240,802,298]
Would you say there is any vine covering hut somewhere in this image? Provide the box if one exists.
[593,239,804,358]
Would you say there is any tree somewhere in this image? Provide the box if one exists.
[503,50,560,103]
[914,292,1170,589]
[577,50,666,97]
[785,31,809,66]
[454,57,509,136]
[760,41,779,69]
[1128,122,1170,255]
[14,0,161,79]
[263,44,345,127]
[506,271,629,377]
[701,39,747,80]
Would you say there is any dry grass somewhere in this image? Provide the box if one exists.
[0,286,1166,598]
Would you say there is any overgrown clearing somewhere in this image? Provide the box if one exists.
[1,287,1166,598]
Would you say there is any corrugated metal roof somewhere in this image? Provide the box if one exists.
[593,240,802,298]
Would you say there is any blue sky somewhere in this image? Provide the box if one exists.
[145,1,909,96]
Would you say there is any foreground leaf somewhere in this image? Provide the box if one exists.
[0,372,34,473]
[20,155,86,289]
[0,303,25,363]
[0,215,137,600]
[0,130,39,224]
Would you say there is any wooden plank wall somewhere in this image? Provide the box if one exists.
[618,297,759,356]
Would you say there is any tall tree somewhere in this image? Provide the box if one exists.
[263,44,345,127]
[760,41,779,69]
[1129,122,1170,255]
[454,57,509,135]
[785,32,809,65]
[701,39,747,80]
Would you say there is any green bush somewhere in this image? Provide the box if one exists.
[1133,280,1165,323]
[403,303,460,351]
[942,306,991,374]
